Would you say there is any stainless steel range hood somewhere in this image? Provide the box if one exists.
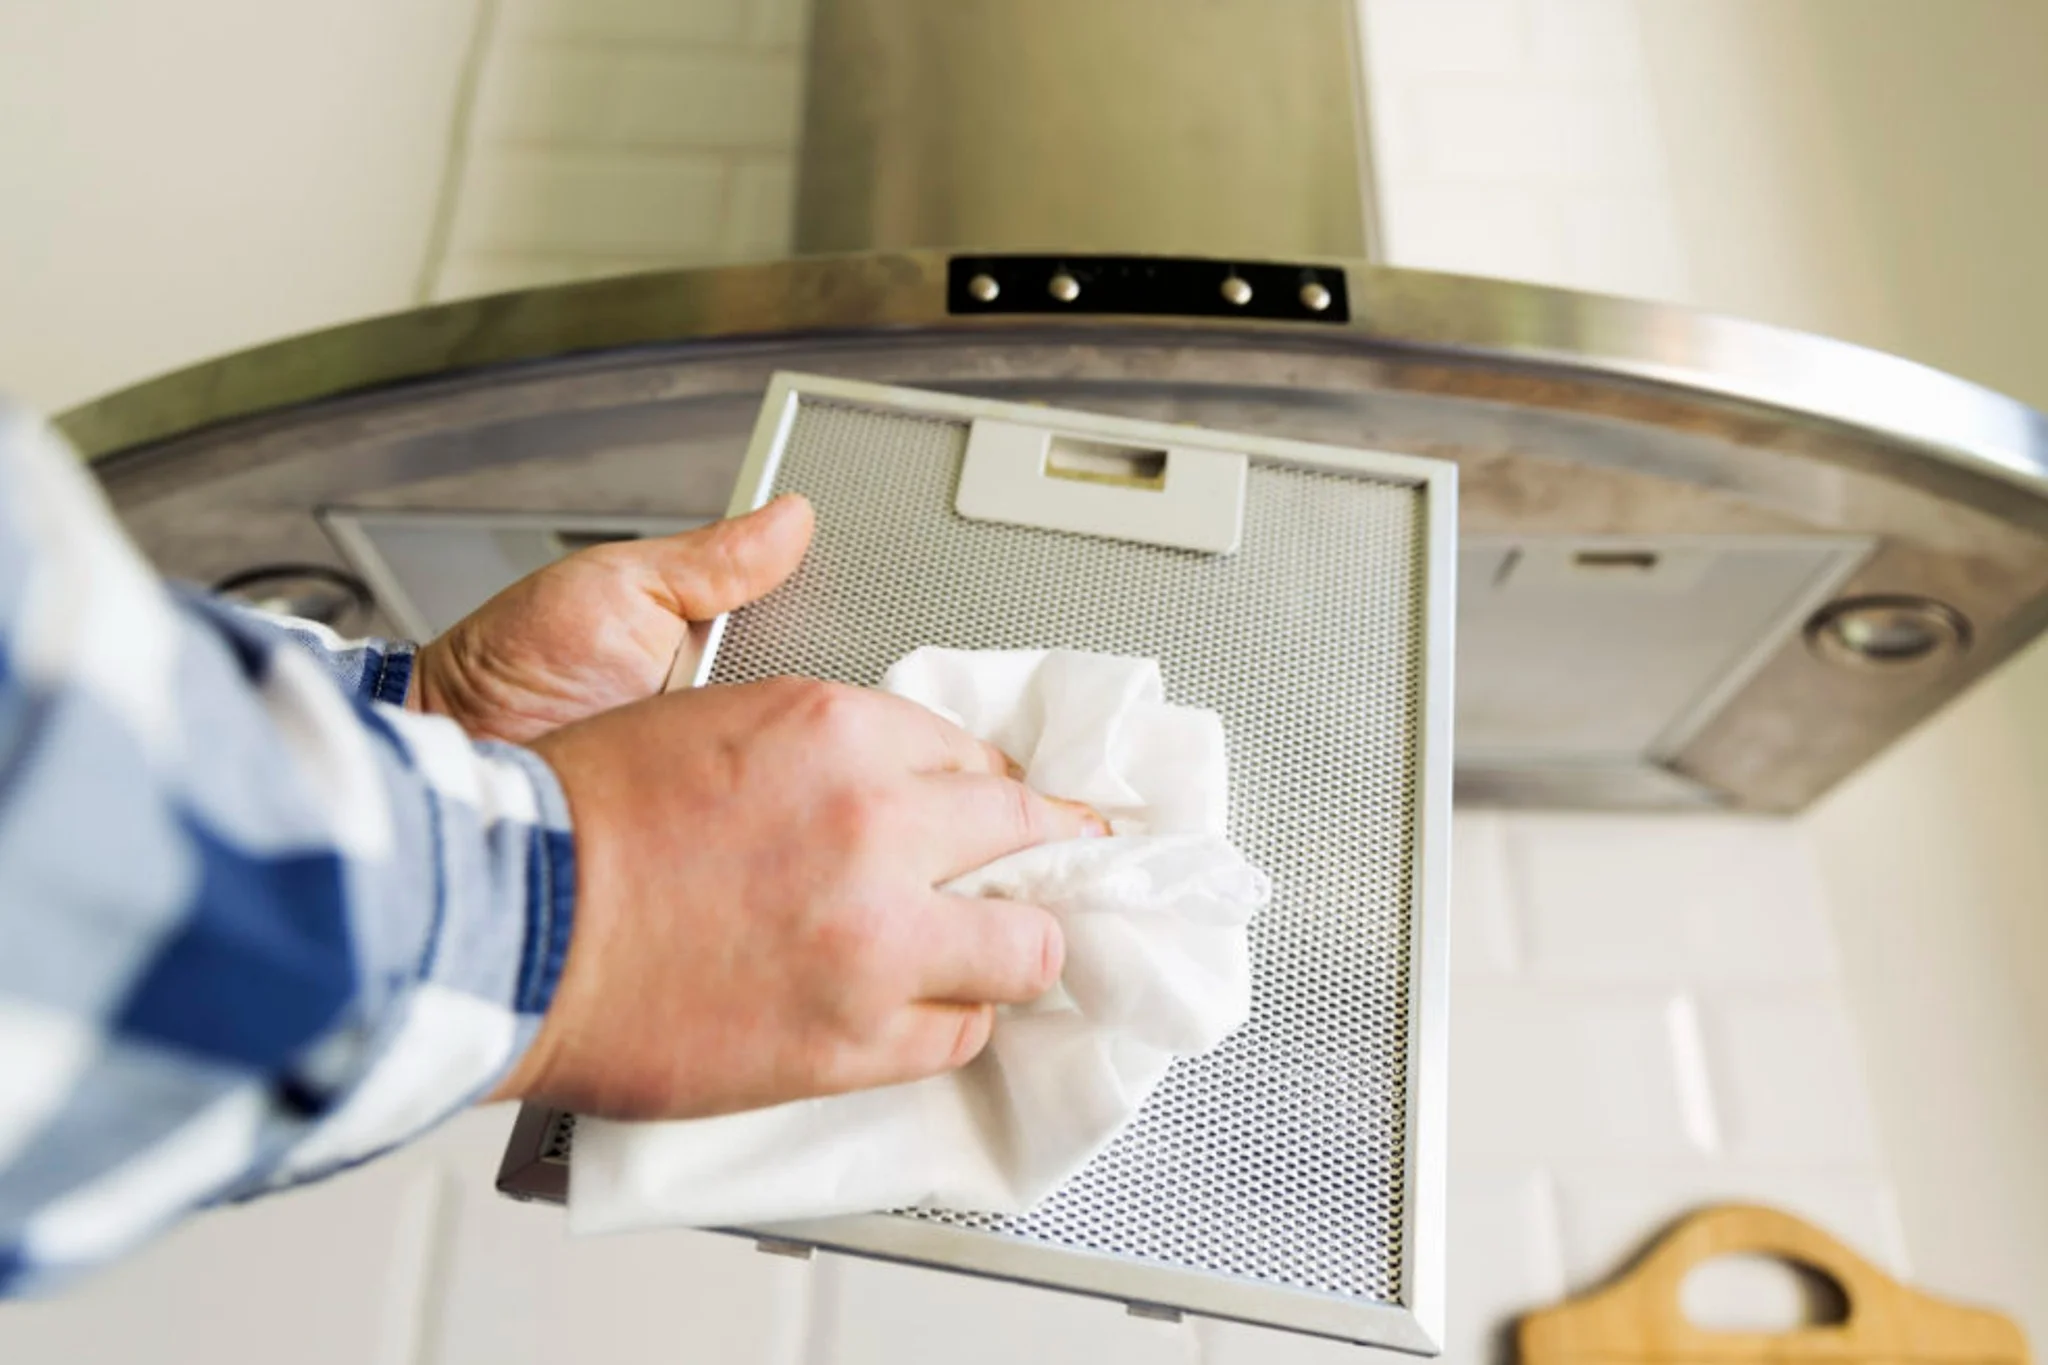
[64,0,2048,814]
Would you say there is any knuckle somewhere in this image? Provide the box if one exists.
[809,983,870,1042]
[817,784,894,855]
[760,674,832,718]
[748,675,820,730]
[809,898,903,1000]
[822,979,896,1053]
[809,895,877,963]
[795,679,868,744]
[758,674,814,701]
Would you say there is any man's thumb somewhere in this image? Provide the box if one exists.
[645,494,815,620]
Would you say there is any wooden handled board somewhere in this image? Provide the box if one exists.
[1518,1204,2030,1364]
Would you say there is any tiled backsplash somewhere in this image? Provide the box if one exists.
[1439,814,1903,1358]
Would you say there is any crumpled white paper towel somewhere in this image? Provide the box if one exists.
[568,647,1270,1234]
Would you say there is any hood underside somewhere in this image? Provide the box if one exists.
[68,246,2048,813]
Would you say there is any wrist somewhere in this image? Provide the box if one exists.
[405,640,458,720]
[481,737,582,1106]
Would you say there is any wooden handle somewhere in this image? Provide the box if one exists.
[1518,1203,2029,1363]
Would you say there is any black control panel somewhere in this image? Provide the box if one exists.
[947,254,1351,324]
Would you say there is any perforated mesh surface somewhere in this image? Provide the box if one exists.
[697,399,1427,1303]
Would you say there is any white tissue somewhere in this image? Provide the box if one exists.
[568,648,1269,1234]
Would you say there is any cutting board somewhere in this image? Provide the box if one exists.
[1518,1203,2030,1364]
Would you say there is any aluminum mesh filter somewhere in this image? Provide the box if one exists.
[696,399,1426,1303]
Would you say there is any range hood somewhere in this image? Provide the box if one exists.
[65,0,2048,814]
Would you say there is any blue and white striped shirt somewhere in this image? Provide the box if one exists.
[0,400,575,1295]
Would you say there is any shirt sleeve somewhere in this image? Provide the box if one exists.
[0,400,576,1296]
[203,601,418,710]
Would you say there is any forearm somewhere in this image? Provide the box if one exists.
[0,401,573,1294]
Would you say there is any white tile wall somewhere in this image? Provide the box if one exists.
[1701,994,1884,1167]
[0,1153,444,1365]
[1506,814,1837,983]
[1454,985,1706,1163]
[1362,0,1692,300]
[1424,809,1898,1350]
[1380,182,1571,288]
[1407,80,1664,186]
[1560,189,1690,300]
[1448,809,1521,976]
[419,1113,809,1365]
[819,1255,1198,1365]
[1524,0,1644,77]
[430,0,811,303]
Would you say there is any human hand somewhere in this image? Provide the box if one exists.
[409,496,814,743]
[498,678,1109,1120]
